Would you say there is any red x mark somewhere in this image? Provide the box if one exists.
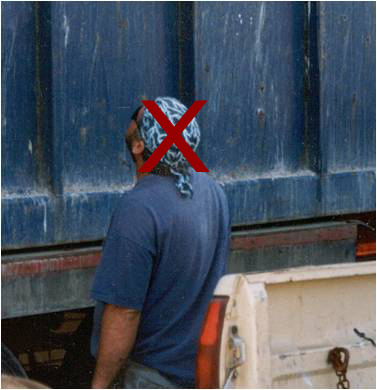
[138,100,209,172]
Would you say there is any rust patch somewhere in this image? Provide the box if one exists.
[2,251,101,279]
[231,225,356,251]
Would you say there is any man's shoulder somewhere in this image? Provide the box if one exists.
[195,172,227,198]
[116,176,171,217]
[112,187,154,225]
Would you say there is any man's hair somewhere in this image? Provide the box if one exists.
[131,106,142,122]
[131,106,172,177]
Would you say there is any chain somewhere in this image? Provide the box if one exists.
[327,347,350,389]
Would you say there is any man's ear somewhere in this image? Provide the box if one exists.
[132,139,145,156]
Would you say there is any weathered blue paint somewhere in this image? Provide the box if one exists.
[193,2,375,227]
[318,2,376,173]
[2,2,375,250]
[49,2,179,192]
[1,2,40,193]
[2,2,180,249]
[2,266,97,318]
[195,2,306,176]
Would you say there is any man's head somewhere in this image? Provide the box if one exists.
[125,105,144,165]
[125,105,171,176]
[125,97,202,198]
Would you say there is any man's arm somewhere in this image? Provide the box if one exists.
[91,304,141,389]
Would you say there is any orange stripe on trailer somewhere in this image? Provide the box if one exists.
[196,296,228,389]
[356,241,376,258]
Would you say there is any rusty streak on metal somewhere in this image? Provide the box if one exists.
[2,225,358,279]
[231,225,356,251]
[1,225,356,280]
[2,251,101,279]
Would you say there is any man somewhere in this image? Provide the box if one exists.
[90,97,230,388]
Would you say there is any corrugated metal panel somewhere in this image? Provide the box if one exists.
[2,2,180,249]
[193,2,375,225]
[1,2,40,193]
[318,2,375,173]
[2,2,375,250]
[194,2,318,226]
[195,2,306,176]
[317,2,376,216]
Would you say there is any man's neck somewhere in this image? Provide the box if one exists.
[136,171,149,180]
[135,159,149,180]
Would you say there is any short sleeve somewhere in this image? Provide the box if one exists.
[90,195,156,309]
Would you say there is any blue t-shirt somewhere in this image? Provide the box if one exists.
[90,169,230,388]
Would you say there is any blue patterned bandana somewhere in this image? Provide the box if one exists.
[139,97,201,198]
